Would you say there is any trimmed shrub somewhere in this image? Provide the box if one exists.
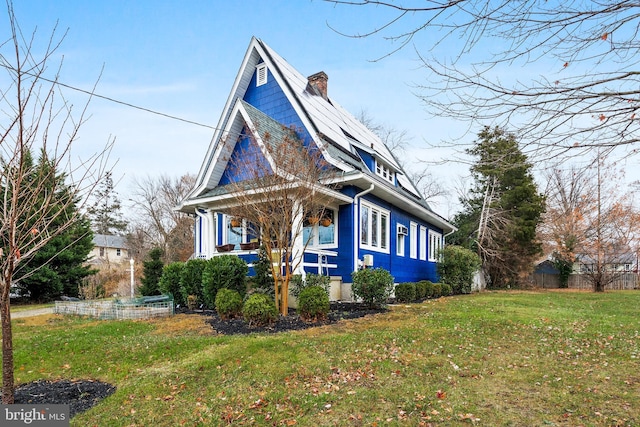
[440,283,453,296]
[351,268,394,308]
[242,293,278,326]
[252,245,274,290]
[298,285,330,321]
[437,245,481,294]
[420,280,435,299]
[431,283,443,299]
[180,259,207,308]
[415,281,427,300]
[215,288,243,320]
[158,262,185,306]
[290,273,330,299]
[395,282,417,303]
[139,247,164,296]
[202,255,248,307]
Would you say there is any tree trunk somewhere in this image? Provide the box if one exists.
[1,285,14,404]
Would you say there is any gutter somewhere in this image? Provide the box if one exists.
[353,184,375,272]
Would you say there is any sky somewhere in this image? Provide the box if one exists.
[3,1,639,219]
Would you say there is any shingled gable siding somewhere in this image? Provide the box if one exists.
[218,129,272,185]
[242,67,315,144]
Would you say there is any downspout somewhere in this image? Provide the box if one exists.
[195,208,209,258]
[353,184,375,272]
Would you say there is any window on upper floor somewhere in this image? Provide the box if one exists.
[428,229,443,262]
[116,248,121,257]
[361,201,389,252]
[256,63,268,86]
[303,209,337,247]
[99,247,105,257]
[375,159,394,184]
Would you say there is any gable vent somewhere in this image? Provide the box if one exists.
[256,63,267,86]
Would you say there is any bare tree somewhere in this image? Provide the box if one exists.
[540,155,640,291]
[222,127,336,316]
[129,174,195,263]
[0,4,111,403]
[327,1,640,162]
[357,110,447,202]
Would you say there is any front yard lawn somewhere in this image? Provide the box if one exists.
[9,290,640,426]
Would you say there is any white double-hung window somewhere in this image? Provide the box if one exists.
[428,229,443,261]
[360,201,389,252]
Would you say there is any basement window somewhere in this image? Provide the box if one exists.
[256,64,268,86]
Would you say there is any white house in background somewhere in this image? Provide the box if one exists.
[90,234,129,265]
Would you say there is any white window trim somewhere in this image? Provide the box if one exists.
[224,215,247,245]
[256,63,268,86]
[360,201,390,253]
[410,222,418,259]
[428,229,443,262]
[303,209,338,248]
[396,226,405,257]
[374,159,394,184]
[419,226,427,261]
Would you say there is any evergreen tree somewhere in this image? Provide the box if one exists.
[86,171,128,235]
[139,247,164,296]
[452,127,545,288]
[12,151,96,301]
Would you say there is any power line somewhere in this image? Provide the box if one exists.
[0,62,217,130]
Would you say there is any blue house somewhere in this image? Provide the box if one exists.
[178,37,455,300]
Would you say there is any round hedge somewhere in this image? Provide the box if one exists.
[298,285,330,321]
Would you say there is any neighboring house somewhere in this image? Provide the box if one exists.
[178,37,455,295]
[573,252,637,274]
[90,234,130,265]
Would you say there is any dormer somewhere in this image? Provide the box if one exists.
[375,158,395,185]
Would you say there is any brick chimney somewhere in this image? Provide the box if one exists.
[307,71,328,100]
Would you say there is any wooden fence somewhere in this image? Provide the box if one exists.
[531,272,639,290]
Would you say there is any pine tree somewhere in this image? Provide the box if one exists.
[12,151,96,302]
[86,171,128,235]
[139,247,164,296]
[452,126,545,288]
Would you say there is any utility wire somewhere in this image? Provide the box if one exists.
[0,62,217,130]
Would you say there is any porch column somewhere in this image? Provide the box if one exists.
[207,211,216,258]
[291,200,305,279]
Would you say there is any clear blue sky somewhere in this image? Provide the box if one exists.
[6,1,638,216]
[4,0,466,214]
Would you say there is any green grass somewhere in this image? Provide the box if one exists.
[9,290,640,426]
[10,302,54,312]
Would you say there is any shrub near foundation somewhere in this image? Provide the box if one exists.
[298,285,330,321]
[415,281,427,300]
[394,283,417,303]
[351,267,394,308]
[215,288,243,320]
[242,293,278,326]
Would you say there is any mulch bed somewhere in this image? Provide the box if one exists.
[14,379,116,418]
[13,302,385,417]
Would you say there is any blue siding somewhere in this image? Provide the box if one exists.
[218,129,271,185]
[244,68,314,145]
[349,188,443,284]
[354,148,374,172]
